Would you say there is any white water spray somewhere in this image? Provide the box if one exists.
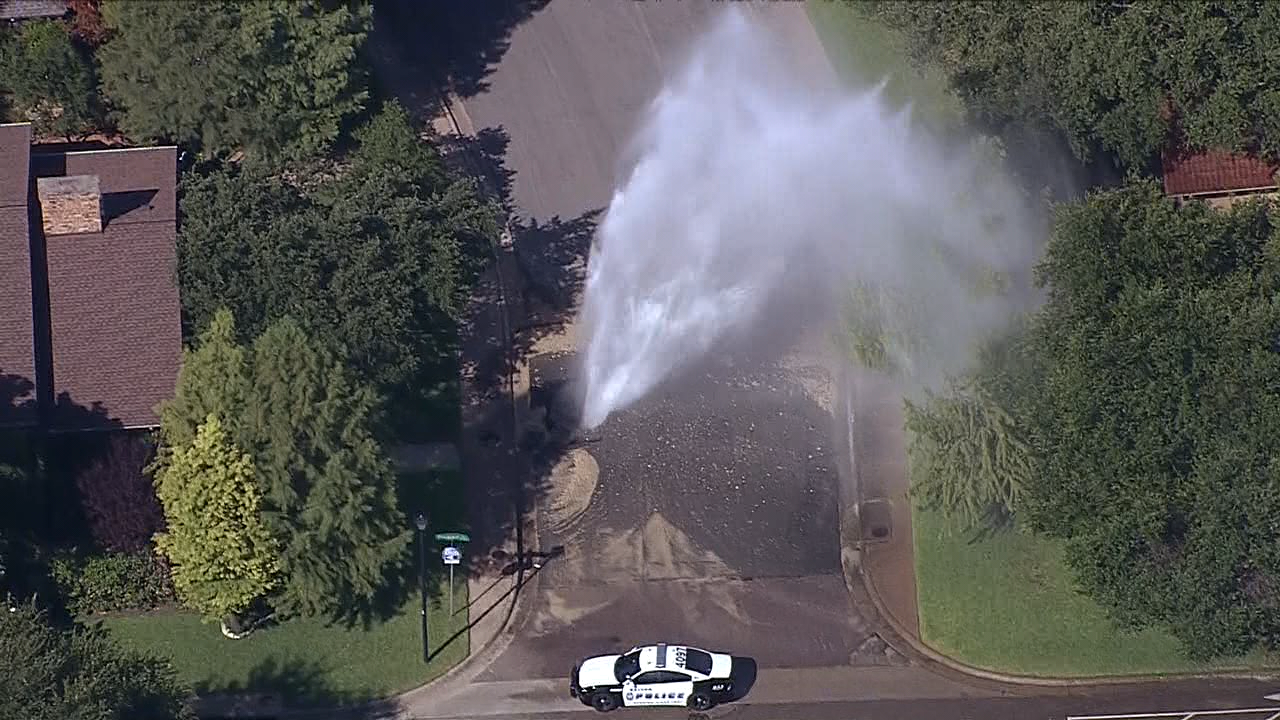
[578,11,1040,429]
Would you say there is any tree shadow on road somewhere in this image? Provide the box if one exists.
[435,125,517,211]
[512,210,601,340]
[375,0,552,99]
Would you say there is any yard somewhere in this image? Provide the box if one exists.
[914,508,1277,676]
[102,588,469,707]
[808,2,1279,677]
[805,0,962,129]
[103,469,472,707]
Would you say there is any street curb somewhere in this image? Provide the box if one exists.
[843,370,1280,689]
[381,90,547,715]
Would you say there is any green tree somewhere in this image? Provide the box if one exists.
[904,330,1037,532]
[0,19,98,137]
[869,0,1280,167]
[1022,180,1280,658]
[154,415,280,624]
[154,310,410,621]
[0,601,195,720]
[176,104,497,431]
[246,317,409,619]
[97,0,370,162]
[156,309,251,463]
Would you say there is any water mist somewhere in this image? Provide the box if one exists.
[578,10,1042,429]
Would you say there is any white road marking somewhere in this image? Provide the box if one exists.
[1066,709,1280,720]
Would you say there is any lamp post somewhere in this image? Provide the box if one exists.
[415,511,429,663]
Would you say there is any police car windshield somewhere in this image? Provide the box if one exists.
[684,648,713,675]
[614,652,641,681]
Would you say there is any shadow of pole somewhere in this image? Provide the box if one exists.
[427,558,551,662]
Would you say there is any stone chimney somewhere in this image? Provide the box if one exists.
[36,175,102,235]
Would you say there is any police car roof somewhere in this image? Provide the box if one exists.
[634,644,710,672]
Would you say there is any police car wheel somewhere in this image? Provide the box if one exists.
[592,692,619,712]
[688,692,714,711]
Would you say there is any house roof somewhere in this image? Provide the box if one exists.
[1161,148,1280,197]
[0,124,36,427]
[0,0,66,21]
[33,146,181,430]
[0,123,182,431]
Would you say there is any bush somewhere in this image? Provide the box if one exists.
[76,433,165,553]
[0,19,99,137]
[50,550,174,615]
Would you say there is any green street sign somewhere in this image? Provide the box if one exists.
[434,532,471,544]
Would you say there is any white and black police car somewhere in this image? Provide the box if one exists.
[569,643,756,712]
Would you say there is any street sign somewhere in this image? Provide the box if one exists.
[434,531,471,544]
[441,546,462,565]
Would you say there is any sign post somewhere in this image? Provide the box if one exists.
[435,532,469,618]
[441,546,461,615]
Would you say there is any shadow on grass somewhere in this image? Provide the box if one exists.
[323,468,472,631]
[194,657,397,718]
[424,549,559,664]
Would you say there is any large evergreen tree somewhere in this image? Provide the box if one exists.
[155,311,409,622]
[246,318,409,619]
[154,416,280,625]
[0,602,194,720]
[1021,181,1280,658]
[156,308,251,462]
[97,0,370,162]
[176,104,497,431]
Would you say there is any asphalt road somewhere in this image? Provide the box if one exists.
[454,0,832,224]
[473,350,880,681]
[413,670,1280,720]
[432,1,1280,718]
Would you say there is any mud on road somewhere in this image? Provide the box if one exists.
[473,351,894,681]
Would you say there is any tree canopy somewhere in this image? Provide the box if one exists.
[176,104,496,432]
[869,0,1280,167]
[0,19,98,137]
[1019,181,1280,657]
[154,415,280,623]
[0,602,194,720]
[904,329,1037,532]
[245,318,409,618]
[156,310,409,623]
[97,0,371,162]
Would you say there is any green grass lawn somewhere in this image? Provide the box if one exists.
[805,0,963,129]
[102,469,473,706]
[914,508,1278,676]
[102,586,469,706]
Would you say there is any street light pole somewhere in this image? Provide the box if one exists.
[415,511,428,663]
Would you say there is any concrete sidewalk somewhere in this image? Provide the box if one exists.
[849,370,920,639]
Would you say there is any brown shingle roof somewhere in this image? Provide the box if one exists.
[0,123,36,427]
[1,124,181,431]
[1161,149,1280,197]
[31,146,181,430]
[0,0,66,20]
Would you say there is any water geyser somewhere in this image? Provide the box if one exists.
[578,10,1038,429]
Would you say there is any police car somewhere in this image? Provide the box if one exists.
[569,643,754,712]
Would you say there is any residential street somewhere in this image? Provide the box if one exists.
[376,2,1280,720]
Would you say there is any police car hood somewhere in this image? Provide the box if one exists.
[577,655,620,688]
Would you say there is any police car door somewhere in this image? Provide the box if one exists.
[621,670,694,707]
